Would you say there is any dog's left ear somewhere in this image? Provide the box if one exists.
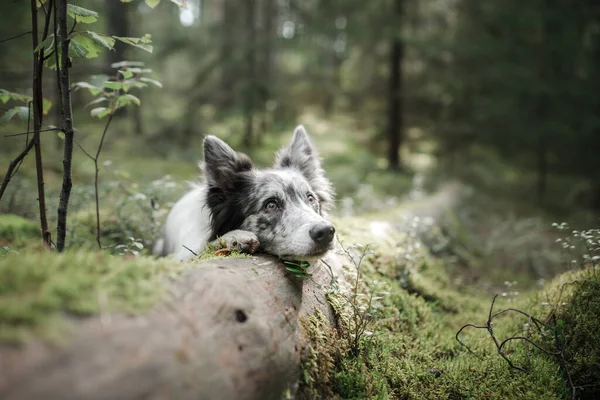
[274,125,335,209]
[202,135,254,192]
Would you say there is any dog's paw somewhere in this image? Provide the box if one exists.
[215,230,260,254]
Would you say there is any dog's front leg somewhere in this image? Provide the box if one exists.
[212,230,260,255]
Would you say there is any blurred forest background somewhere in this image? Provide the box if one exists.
[1,0,600,285]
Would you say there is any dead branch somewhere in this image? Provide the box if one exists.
[456,294,559,373]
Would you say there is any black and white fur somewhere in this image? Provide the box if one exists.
[155,125,336,261]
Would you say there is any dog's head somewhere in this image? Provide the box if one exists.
[203,125,335,260]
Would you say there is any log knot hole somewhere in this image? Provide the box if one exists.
[235,309,248,323]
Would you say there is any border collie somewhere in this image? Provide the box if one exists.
[155,125,336,261]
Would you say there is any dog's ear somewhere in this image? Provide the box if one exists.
[274,125,335,209]
[202,136,253,191]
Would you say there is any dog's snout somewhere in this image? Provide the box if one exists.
[309,223,335,245]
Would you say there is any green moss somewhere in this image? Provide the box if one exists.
[0,251,184,344]
[298,310,343,400]
[0,214,39,242]
[298,215,586,399]
[547,268,600,399]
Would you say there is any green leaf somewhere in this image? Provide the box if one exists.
[117,94,141,106]
[285,267,305,274]
[111,61,145,68]
[139,77,163,88]
[0,89,32,104]
[34,34,54,54]
[121,81,147,92]
[113,35,153,53]
[145,0,161,8]
[42,98,52,115]
[70,32,112,59]
[103,81,123,90]
[0,108,19,124]
[69,36,90,59]
[16,106,33,121]
[72,81,104,96]
[86,96,108,107]
[90,107,111,119]
[119,69,134,79]
[83,31,115,51]
[57,131,65,140]
[67,5,99,24]
[127,67,152,74]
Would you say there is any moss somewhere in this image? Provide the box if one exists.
[0,214,39,243]
[545,268,600,399]
[297,214,583,399]
[298,310,343,399]
[0,251,185,344]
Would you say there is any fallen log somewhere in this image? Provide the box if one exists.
[0,252,347,400]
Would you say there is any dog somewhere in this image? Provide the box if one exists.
[155,125,336,261]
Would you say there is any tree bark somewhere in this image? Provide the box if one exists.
[105,0,130,72]
[243,0,257,148]
[0,253,345,400]
[31,0,52,249]
[387,0,404,171]
[56,0,75,252]
[220,0,237,108]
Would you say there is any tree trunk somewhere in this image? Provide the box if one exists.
[31,0,51,249]
[536,134,547,205]
[105,0,130,71]
[387,0,404,171]
[56,0,75,252]
[243,0,257,148]
[0,254,345,400]
[220,0,236,108]
[257,0,276,140]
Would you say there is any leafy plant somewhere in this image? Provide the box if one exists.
[284,260,312,278]
[115,237,145,256]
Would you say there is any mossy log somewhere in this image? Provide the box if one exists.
[0,252,346,400]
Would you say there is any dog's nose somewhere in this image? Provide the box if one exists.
[309,223,335,245]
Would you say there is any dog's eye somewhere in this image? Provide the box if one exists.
[264,200,278,212]
[307,194,316,204]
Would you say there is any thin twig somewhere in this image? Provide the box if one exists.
[4,128,60,137]
[0,31,32,44]
[93,113,114,248]
[182,244,198,256]
[0,138,35,201]
[74,139,94,160]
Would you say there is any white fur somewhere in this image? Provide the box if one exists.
[161,185,212,261]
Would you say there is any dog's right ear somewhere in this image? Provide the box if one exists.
[202,136,253,191]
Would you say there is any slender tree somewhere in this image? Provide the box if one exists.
[243,0,257,148]
[387,0,404,170]
[56,0,75,251]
